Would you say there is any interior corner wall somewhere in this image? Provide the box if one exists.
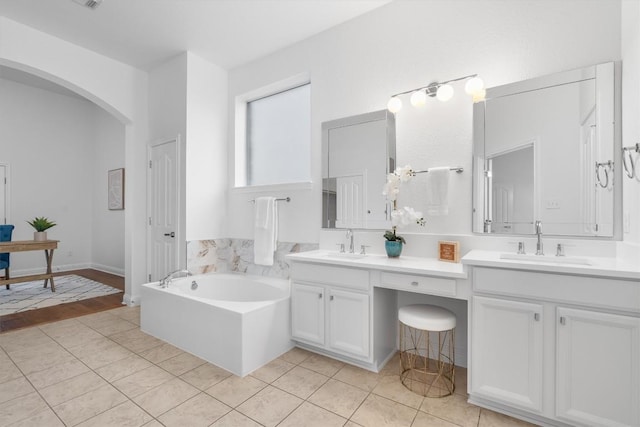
[226,0,621,243]
[622,0,640,244]
[92,108,126,275]
[185,52,228,241]
[0,78,95,273]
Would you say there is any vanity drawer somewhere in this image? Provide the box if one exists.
[291,262,369,291]
[380,272,456,297]
[473,267,640,312]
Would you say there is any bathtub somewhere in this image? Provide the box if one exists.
[140,273,293,377]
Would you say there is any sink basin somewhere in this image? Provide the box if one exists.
[324,252,367,260]
[500,253,592,266]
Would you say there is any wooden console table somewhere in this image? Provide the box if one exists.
[0,240,59,292]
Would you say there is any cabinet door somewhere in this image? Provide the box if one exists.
[471,296,544,413]
[328,288,370,359]
[557,307,640,427]
[291,283,325,346]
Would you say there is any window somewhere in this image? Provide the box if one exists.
[242,82,310,187]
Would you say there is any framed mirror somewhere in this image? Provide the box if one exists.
[472,62,618,237]
[322,110,396,229]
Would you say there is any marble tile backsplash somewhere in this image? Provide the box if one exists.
[186,239,318,279]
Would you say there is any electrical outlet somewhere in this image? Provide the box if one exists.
[545,200,560,209]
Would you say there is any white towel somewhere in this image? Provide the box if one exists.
[425,167,450,215]
[254,197,278,266]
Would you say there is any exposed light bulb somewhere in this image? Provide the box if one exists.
[436,84,454,102]
[387,96,402,113]
[464,76,484,95]
[410,90,427,107]
[472,88,487,103]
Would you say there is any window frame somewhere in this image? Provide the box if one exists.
[234,73,311,189]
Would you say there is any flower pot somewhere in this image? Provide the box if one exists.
[34,231,47,241]
[385,240,403,258]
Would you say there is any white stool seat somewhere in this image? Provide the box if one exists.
[399,304,456,332]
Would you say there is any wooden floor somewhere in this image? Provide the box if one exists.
[0,269,124,333]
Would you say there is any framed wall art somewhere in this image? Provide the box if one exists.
[108,168,125,210]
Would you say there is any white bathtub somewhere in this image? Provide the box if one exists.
[140,273,293,376]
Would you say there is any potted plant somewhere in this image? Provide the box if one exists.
[382,165,425,257]
[27,217,56,241]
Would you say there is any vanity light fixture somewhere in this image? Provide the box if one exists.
[387,74,484,113]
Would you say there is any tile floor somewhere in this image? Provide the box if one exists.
[0,306,536,426]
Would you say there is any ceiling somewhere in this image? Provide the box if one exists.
[0,0,391,71]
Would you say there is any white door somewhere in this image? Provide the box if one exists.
[328,288,370,359]
[148,138,179,282]
[471,296,544,413]
[0,164,6,224]
[335,175,364,229]
[291,282,325,345]
[556,307,640,427]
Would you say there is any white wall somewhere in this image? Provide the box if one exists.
[0,78,124,274]
[92,108,126,275]
[226,0,621,243]
[622,0,640,245]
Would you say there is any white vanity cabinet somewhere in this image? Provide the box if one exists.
[471,296,544,413]
[468,264,640,427]
[290,262,372,361]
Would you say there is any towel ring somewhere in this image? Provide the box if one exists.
[595,161,612,189]
[622,143,639,179]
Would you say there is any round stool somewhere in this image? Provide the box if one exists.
[399,304,456,398]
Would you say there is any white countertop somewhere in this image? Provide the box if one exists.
[286,250,467,279]
[462,250,640,280]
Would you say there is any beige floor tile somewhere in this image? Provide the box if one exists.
[272,365,329,399]
[95,354,153,383]
[133,377,200,417]
[299,353,345,377]
[108,328,164,353]
[351,394,418,427]
[419,393,481,427]
[205,375,267,407]
[279,401,347,427]
[69,337,134,369]
[250,357,294,383]
[41,322,104,348]
[478,408,538,426]
[90,317,139,336]
[379,352,401,377]
[26,358,91,390]
[0,392,50,426]
[211,410,262,427]
[412,411,460,426]
[0,377,34,404]
[0,360,23,384]
[158,392,231,426]
[157,351,206,376]
[345,422,365,427]
[236,385,303,427]
[372,375,424,409]
[280,347,313,365]
[142,421,164,427]
[308,378,369,419]
[334,364,381,392]
[111,307,141,325]
[180,362,232,390]
[0,327,53,354]
[10,407,65,427]
[40,371,107,406]
[11,343,72,376]
[138,342,184,364]
[76,400,153,427]
[53,384,128,426]
[113,365,175,398]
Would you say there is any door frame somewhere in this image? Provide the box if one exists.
[0,163,10,225]
[146,136,183,282]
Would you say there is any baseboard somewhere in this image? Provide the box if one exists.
[122,293,141,307]
[90,263,124,277]
[12,263,124,277]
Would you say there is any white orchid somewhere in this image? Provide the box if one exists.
[391,206,425,227]
[383,164,426,246]
[395,165,415,182]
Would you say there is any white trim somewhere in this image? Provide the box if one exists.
[0,163,10,224]
[234,72,311,188]
[230,181,313,194]
[90,263,125,277]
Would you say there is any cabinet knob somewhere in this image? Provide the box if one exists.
[410,281,419,286]
[559,316,566,325]
[330,295,334,301]
[318,293,322,299]
[534,313,540,321]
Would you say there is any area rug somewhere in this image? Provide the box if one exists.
[0,275,122,316]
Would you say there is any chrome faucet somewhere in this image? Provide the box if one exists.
[159,269,192,288]
[346,229,354,253]
[535,220,544,255]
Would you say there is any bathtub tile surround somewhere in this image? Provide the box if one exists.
[0,307,533,427]
[187,238,318,278]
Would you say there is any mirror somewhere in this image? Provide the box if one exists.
[473,62,617,236]
[322,110,396,229]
